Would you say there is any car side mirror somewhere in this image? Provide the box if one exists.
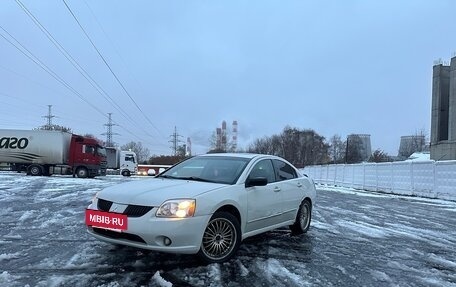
[245,177,268,188]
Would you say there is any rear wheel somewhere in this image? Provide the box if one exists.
[290,200,312,235]
[28,164,43,176]
[76,167,88,178]
[198,212,241,263]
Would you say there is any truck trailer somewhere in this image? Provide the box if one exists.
[0,129,107,178]
[105,147,137,176]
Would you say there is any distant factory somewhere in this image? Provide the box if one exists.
[215,120,238,152]
[398,135,427,159]
[347,134,372,162]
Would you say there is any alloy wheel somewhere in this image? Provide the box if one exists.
[201,217,236,261]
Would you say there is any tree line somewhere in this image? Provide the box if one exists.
[41,124,426,166]
[247,126,426,167]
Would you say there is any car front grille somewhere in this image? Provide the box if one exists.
[123,205,154,217]
[97,198,113,212]
[97,198,153,217]
[92,227,147,244]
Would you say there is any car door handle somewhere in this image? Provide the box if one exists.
[273,186,281,192]
[297,182,302,187]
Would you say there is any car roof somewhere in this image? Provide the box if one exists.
[197,153,274,160]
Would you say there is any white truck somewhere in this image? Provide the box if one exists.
[105,147,137,176]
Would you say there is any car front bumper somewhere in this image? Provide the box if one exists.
[86,205,211,254]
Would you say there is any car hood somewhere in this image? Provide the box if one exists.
[97,178,226,206]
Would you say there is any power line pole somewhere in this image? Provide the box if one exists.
[42,105,55,130]
[169,126,183,156]
[102,113,118,147]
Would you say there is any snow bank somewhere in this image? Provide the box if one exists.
[151,271,173,287]
[0,271,21,285]
[0,252,21,261]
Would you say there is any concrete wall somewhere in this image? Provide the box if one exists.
[303,161,456,201]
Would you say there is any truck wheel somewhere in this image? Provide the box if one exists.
[28,164,43,176]
[76,167,88,178]
[121,170,131,177]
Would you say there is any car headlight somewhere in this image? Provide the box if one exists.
[156,199,196,218]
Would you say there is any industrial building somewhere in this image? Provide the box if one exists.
[398,135,426,159]
[215,120,238,152]
[347,134,372,162]
[430,56,456,160]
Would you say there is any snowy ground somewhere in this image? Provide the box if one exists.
[1,172,455,287]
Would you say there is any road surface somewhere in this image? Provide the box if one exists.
[1,172,455,286]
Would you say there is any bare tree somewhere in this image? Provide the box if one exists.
[121,141,150,163]
[36,124,72,133]
[369,149,392,163]
[329,134,345,163]
[248,126,330,167]
[83,134,105,146]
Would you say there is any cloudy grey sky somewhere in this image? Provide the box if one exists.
[1,0,455,155]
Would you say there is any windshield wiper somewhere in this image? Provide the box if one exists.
[176,176,215,183]
[157,175,178,179]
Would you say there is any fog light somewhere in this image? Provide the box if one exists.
[164,237,172,246]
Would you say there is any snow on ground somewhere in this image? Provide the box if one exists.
[151,271,172,287]
[0,172,456,286]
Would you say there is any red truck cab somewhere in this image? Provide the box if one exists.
[69,135,107,178]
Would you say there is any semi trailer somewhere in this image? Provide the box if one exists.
[0,129,107,178]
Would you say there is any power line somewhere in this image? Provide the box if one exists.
[82,0,147,98]
[61,0,164,139]
[13,0,161,146]
[14,0,141,134]
[0,24,107,118]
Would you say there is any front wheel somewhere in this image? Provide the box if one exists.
[76,167,88,178]
[290,200,312,235]
[121,170,131,177]
[197,212,241,264]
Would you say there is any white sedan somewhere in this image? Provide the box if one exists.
[86,153,316,263]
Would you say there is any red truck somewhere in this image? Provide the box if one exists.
[0,129,107,178]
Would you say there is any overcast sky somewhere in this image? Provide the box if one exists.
[1,0,455,156]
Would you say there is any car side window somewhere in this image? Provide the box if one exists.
[248,159,276,184]
[273,159,297,181]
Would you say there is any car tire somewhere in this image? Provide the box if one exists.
[121,170,131,177]
[290,199,312,235]
[197,212,241,264]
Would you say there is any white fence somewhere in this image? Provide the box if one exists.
[302,160,456,201]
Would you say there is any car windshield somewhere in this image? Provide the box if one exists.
[159,156,250,184]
